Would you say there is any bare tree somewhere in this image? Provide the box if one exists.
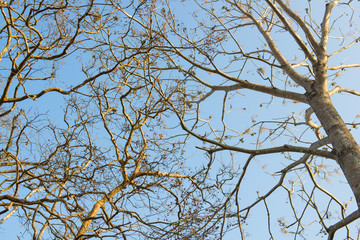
[145,0,360,239]
[1,0,360,239]
[0,0,211,239]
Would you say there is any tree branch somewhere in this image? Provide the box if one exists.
[327,210,360,240]
[320,1,339,51]
[274,0,321,55]
[233,2,313,91]
[266,0,317,64]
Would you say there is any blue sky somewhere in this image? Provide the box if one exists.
[0,0,360,239]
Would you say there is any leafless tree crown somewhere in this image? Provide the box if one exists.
[0,0,360,239]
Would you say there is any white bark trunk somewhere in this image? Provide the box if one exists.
[308,92,360,207]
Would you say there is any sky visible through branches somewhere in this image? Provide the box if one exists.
[0,0,360,239]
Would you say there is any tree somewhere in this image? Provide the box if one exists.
[149,0,360,239]
[0,0,200,239]
[1,0,360,239]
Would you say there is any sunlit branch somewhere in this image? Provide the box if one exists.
[161,48,308,103]
[328,37,360,58]
[265,0,317,64]
[170,102,335,158]
[327,64,360,70]
[320,1,339,52]
[329,86,360,96]
[232,2,313,91]
[274,0,321,55]
[327,210,360,240]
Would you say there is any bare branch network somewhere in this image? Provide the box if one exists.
[0,0,360,239]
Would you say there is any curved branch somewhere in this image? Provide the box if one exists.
[162,48,308,103]
[196,144,334,159]
[328,37,360,58]
[327,210,360,240]
[329,86,360,97]
[274,0,321,55]
[232,2,313,91]
[266,0,317,64]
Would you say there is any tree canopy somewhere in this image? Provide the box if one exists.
[1,0,360,239]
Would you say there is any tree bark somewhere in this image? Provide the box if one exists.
[307,91,360,208]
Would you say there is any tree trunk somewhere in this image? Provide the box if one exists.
[308,92,360,208]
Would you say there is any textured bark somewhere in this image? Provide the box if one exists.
[307,92,360,207]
